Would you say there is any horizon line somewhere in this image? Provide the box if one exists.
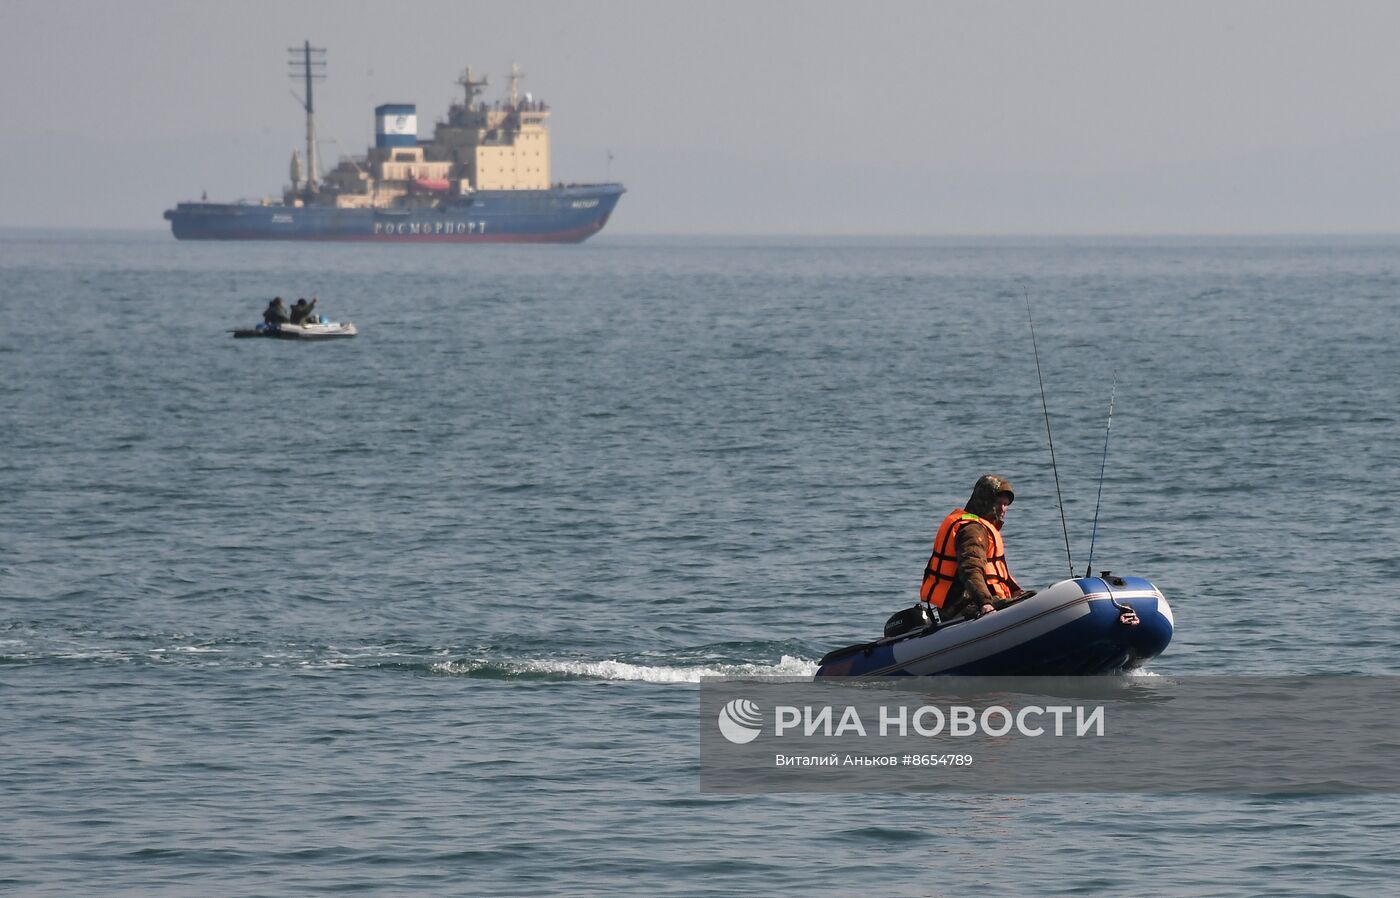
[7,225,1400,242]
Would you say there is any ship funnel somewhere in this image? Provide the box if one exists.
[375,104,418,149]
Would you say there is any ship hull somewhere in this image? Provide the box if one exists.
[164,184,624,243]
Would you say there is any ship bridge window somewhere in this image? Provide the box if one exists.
[393,151,416,161]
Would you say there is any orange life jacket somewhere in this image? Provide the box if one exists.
[919,509,1014,608]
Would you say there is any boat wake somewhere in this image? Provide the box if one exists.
[432,654,819,682]
[1,629,820,683]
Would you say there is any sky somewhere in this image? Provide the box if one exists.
[4,0,1400,235]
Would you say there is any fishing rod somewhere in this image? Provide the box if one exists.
[1084,375,1116,578]
[1024,289,1075,578]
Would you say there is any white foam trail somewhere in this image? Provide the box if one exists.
[433,654,819,682]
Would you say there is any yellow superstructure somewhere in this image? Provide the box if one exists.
[312,63,553,208]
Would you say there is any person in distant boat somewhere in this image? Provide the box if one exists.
[919,473,1023,621]
[263,297,290,326]
[289,296,318,325]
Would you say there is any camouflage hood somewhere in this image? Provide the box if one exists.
[965,473,1015,527]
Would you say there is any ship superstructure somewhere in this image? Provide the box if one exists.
[164,44,623,243]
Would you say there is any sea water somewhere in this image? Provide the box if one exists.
[2,231,1397,895]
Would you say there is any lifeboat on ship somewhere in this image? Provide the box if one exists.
[815,574,1173,678]
[412,177,452,193]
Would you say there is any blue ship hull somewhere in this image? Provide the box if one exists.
[815,576,1174,678]
[164,183,624,243]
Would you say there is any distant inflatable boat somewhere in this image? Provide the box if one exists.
[815,575,1173,677]
[232,320,358,340]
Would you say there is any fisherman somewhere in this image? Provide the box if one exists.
[919,473,1022,621]
[289,296,318,325]
[263,297,290,326]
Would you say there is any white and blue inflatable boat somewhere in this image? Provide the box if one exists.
[815,574,1173,678]
[232,320,358,340]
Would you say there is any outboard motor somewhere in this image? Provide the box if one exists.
[883,602,940,638]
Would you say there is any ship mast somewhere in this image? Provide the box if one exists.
[288,40,326,198]
[507,62,524,108]
[457,66,488,112]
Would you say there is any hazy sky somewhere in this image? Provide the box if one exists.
[5,0,1400,234]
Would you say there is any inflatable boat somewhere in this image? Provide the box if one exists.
[232,320,358,340]
[815,574,1172,678]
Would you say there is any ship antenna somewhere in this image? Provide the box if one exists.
[288,40,326,198]
[1025,288,1075,578]
[1084,375,1116,578]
